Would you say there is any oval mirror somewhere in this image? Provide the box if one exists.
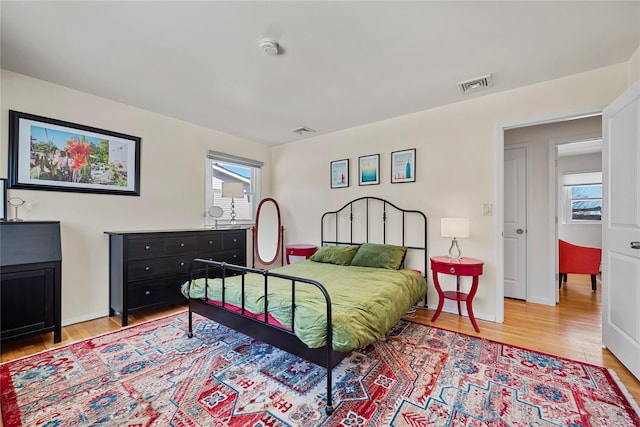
[255,198,282,265]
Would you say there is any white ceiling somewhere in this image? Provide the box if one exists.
[1,1,639,146]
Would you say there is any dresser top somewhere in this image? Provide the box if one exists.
[104,227,249,235]
[1,220,61,225]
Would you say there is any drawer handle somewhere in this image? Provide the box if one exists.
[145,266,151,271]
[208,240,213,245]
[179,262,185,266]
[179,243,185,247]
[232,254,237,258]
[233,238,237,242]
[450,267,456,274]
[145,290,151,296]
[145,245,151,250]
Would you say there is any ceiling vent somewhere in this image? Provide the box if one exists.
[457,74,493,94]
[291,126,316,135]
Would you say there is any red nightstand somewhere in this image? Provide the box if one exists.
[285,244,318,264]
[430,256,484,332]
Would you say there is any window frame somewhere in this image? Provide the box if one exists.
[562,171,602,224]
[205,151,262,228]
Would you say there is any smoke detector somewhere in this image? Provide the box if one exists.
[260,38,280,56]
[457,74,493,94]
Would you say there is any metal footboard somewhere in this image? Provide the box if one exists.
[185,258,346,415]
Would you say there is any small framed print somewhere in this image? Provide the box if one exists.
[391,148,416,183]
[359,154,380,186]
[330,159,349,188]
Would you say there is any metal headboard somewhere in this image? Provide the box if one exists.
[320,196,428,275]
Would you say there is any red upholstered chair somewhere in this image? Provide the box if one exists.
[558,239,602,292]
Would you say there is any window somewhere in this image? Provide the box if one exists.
[562,172,602,223]
[205,151,262,227]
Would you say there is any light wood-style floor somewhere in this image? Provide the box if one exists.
[1,274,638,408]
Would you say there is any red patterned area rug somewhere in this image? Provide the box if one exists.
[1,311,639,426]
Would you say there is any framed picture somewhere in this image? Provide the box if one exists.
[8,110,141,196]
[0,179,5,221]
[330,159,349,188]
[391,148,416,183]
[359,154,380,186]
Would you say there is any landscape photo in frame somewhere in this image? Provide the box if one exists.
[8,110,141,196]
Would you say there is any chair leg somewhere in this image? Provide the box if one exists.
[559,273,567,288]
[591,274,597,292]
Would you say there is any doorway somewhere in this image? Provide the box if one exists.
[554,138,603,301]
[497,110,603,322]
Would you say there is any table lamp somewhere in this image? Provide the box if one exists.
[441,217,469,260]
[221,182,244,227]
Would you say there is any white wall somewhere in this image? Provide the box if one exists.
[272,63,629,322]
[629,46,640,85]
[0,70,272,325]
[557,152,602,248]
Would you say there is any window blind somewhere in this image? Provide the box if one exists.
[207,150,264,168]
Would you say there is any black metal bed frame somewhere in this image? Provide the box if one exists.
[321,196,428,279]
[186,196,428,416]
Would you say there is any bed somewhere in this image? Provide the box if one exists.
[182,196,428,415]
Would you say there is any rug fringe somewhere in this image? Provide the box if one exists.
[0,310,188,366]
[608,368,640,413]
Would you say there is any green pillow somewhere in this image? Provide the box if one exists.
[310,245,360,266]
[350,243,407,270]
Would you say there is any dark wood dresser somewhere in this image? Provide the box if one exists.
[105,228,247,326]
[1,221,62,343]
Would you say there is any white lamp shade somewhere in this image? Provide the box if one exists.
[441,218,469,238]
[222,182,244,198]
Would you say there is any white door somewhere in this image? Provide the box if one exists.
[602,81,640,380]
[504,146,527,300]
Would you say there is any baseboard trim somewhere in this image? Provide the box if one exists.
[62,311,110,327]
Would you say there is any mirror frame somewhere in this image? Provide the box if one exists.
[253,198,283,267]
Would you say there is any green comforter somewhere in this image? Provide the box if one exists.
[181,260,427,352]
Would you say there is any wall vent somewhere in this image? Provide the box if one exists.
[457,74,493,94]
[291,126,316,135]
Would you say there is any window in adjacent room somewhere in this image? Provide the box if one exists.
[562,171,602,223]
[205,151,263,227]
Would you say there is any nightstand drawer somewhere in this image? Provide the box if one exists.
[430,260,483,276]
[128,238,165,259]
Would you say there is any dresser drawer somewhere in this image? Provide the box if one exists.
[107,228,247,327]
[128,258,174,280]
[128,256,192,281]
[196,234,224,253]
[199,249,244,265]
[165,236,197,255]
[128,278,184,309]
[128,238,165,259]
[223,231,245,249]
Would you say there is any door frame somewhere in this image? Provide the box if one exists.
[548,135,603,303]
[495,106,603,322]
[503,143,532,301]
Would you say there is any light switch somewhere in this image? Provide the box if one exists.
[483,203,492,216]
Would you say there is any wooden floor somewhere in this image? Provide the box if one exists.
[1,274,638,408]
